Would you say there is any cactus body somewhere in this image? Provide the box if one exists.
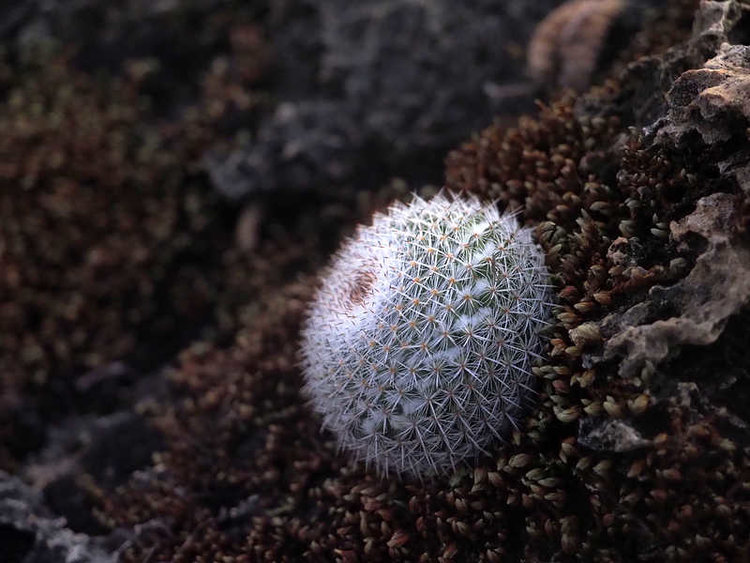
[300,194,552,477]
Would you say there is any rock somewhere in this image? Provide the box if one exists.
[3,0,249,116]
[527,0,639,92]
[204,100,365,199]
[600,0,746,128]
[605,193,750,378]
[659,44,750,187]
[602,0,750,378]
[205,0,559,198]
[578,417,651,452]
[23,411,163,536]
[0,471,115,563]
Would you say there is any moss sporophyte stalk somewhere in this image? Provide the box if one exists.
[301,193,553,478]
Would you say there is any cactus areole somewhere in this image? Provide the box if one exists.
[300,193,552,478]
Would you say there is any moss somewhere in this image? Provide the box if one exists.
[0,50,265,467]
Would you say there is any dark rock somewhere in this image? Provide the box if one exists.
[205,0,561,198]
[3,0,258,119]
[23,411,163,536]
[204,100,365,199]
[80,413,163,489]
[670,307,750,429]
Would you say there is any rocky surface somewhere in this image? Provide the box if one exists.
[604,192,750,378]
[0,471,115,563]
[204,0,562,198]
[444,0,750,558]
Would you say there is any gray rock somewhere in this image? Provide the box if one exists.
[205,0,560,198]
[0,471,114,563]
[605,193,750,378]
[600,0,750,376]
[578,417,651,453]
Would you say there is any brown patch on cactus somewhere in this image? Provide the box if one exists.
[348,269,378,306]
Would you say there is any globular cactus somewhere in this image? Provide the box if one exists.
[300,193,552,478]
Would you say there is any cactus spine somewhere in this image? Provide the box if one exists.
[300,193,552,478]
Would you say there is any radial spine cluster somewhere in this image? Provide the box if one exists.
[300,193,552,477]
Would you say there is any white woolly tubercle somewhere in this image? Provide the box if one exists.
[300,193,553,478]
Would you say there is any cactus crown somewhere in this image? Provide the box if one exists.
[300,193,552,478]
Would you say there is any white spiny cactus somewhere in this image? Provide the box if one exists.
[300,193,552,478]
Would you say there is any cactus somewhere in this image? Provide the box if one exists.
[300,193,552,478]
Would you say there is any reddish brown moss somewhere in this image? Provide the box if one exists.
[0,50,267,468]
